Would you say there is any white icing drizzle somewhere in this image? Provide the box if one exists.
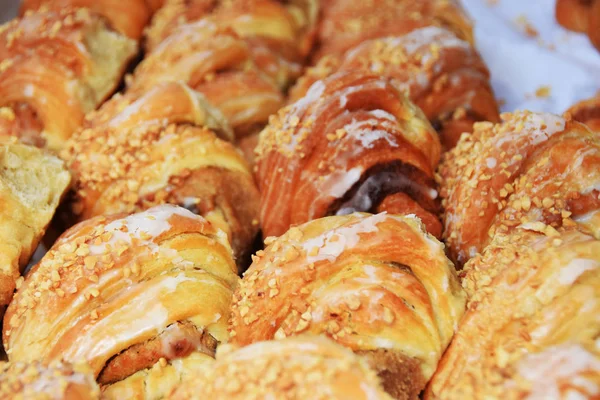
[302,213,390,263]
[89,205,200,255]
[515,344,600,399]
[557,258,598,285]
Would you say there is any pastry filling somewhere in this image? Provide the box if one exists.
[332,162,439,216]
[97,321,217,384]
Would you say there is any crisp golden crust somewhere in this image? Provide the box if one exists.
[20,0,152,39]
[292,26,499,150]
[256,72,442,238]
[169,336,394,399]
[229,213,465,396]
[4,205,239,387]
[0,360,99,400]
[440,111,600,265]
[63,82,260,265]
[130,19,291,137]
[0,141,70,311]
[556,0,600,51]
[566,94,600,132]
[426,228,600,399]
[313,0,473,61]
[146,0,319,57]
[136,0,319,137]
[0,8,137,150]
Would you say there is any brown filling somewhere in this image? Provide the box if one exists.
[357,349,426,400]
[97,321,217,385]
[329,162,441,236]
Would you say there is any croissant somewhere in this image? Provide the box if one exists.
[145,0,319,56]
[312,0,473,61]
[170,335,393,400]
[426,227,600,399]
[0,140,70,319]
[63,82,260,267]
[3,205,239,399]
[291,26,499,149]
[439,111,600,265]
[256,72,443,238]
[0,360,100,399]
[566,94,600,131]
[229,213,465,399]
[0,8,137,151]
[131,0,318,138]
[20,0,153,40]
[556,0,600,51]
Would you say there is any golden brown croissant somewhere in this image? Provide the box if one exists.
[169,335,394,400]
[312,0,473,61]
[229,213,465,399]
[566,94,600,131]
[131,0,318,138]
[256,72,443,238]
[556,0,600,51]
[0,140,70,318]
[62,82,260,267]
[145,0,319,56]
[20,0,153,40]
[426,227,600,399]
[291,26,499,149]
[0,8,137,151]
[439,111,600,265]
[0,360,100,399]
[3,205,239,399]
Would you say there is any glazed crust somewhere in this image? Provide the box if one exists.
[169,336,394,400]
[556,0,600,51]
[312,0,474,61]
[566,94,600,132]
[256,71,442,238]
[229,213,465,397]
[134,0,318,138]
[426,228,600,399]
[0,360,100,400]
[440,112,600,265]
[4,205,239,398]
[0,141,70,312]
[20,0,152,39]
[292,26,498,150]
[62,82,260,266]
[0,8,137,150]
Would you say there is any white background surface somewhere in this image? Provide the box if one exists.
[1,0,599,113]
[464,0,600,113]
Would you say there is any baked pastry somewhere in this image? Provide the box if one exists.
[0,140,70,319]
[0,360,100,399]
[556,0,600,51]
[20,0,153,40]
[426,227,600,399]
[0,8,137,151]
[229,213,465,399]
[145,0,319,56]
[131,0,318,138]
[4,205,239,399]
[566,94,600,131]
[440,111,600,265]
[312,0,474,61]
[256,72,443,238]
[63,82,260,267]
[291,26,499,149]
[169,335,393,400]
